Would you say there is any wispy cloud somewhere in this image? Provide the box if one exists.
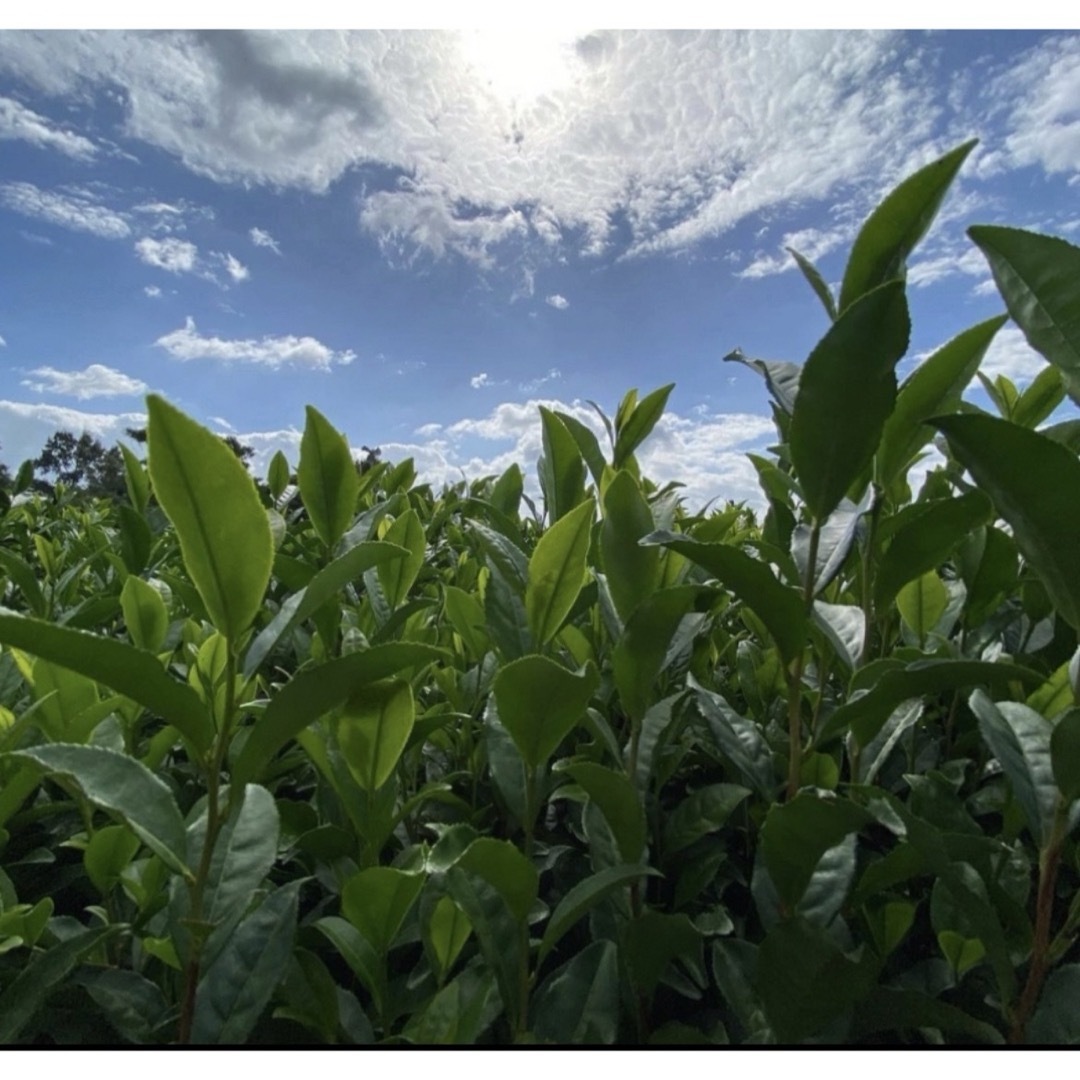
[738,226,849,279]
[21,363,148,400]
[220,252,250,282]
[519,367,561,393]
[144,285,162,298]
[0,95,96,159]
[470,372,492,389]
[250,226,281,254]
[155,316,356,371]
[0,181,130,238]
[545,294,569,310]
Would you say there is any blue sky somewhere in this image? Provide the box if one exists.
[0,26,1077,507]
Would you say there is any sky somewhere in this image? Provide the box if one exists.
[0,22,1078,509]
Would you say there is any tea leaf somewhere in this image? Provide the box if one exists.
[787,247,837,322]
[538,407,586,524]
[336,677,415,793]
[376,509,426,609]
[644,532,805,664]
[1051,709,1080,802]
[877,315,1007,488]
[192,880,301,1044]
[120,575,169,654]
[526,497,594,646]
[601,471,659,622]
[968,226,1080,404]
[7,743,191,879]
[840,139,976,310]
[539,865,659,965]
[562,762,647,863]
[147,395,272,642]
[233,642,446,785]
[933,414,1080,630]
[613,383,673,468]
[243,540,408,677]
[493,655,598,769]
[531,940,619,1044]
[342,867,425,954]
[790,280,910,522]
[298,405,360,550]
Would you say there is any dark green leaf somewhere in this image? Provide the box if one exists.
[1051,709,1080,802]
[0,924,121,1043]
[875,491,994,609]
[970,692,1057,846]
[531,940,619,1044]
[644,532,805,664]
[852,986,1003,1044]
[621,912,701,999]
[192,880,301,1044]
[613,383,673,468]
[760,793,869,911]
[243,541,408,677]
[232,642,447,786]
[790,280,910,521]
[0,549,45,617]
[76,968,168,1044]
[1028,964,1080,1044]
[342,866,424,954]
[840,140,976,310]
[8,743,190,879]
[968,225,1080,404]
[756,916,877,1043]
[562,762,646,863]
[816,658,1039,750]
[601,471,659,622]
[554,410,608,487]
[664,784,750,856]
[457,837,538,925]
[1013,364,1066,428]
[787,247,837,321]
[403,966,500,1045]
[932,414,1080,630]
[877,315,1007,487]
[539,865,660,964]
[538,407,586,524]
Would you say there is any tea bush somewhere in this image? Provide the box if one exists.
[1,140,1080,1045]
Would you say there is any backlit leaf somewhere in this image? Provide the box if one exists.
[298,405,360,550]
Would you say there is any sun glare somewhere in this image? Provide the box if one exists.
[458,29,584,105]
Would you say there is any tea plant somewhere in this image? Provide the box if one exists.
[1,140,1079,1044]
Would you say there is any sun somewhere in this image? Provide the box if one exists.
[458,29,585,105]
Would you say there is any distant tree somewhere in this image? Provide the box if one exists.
[357,445,382,475]
[0,443,11,491]
[34,431,126,500]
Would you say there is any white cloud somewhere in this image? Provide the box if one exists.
[144,284,162,298]
[0,399,146,465]
[436,396,775,510]
[470,372,492,389]
[738,225,849,279]
[908,244,989,289]
[993,35,1080,179]
[209,415,235,432]
[978,326,1048,385]
[0,334,6,347]
[414,422,442,436]
[0,181,130,238]
[250,226,281,254]
[0,30,945,269]
[0,95,96,158]
[220,252,250,282]
[545,293,569,310]
[20,363,148,400]
[155,316,356,370]
[134,236,198,273]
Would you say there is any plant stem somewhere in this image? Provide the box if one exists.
[859,489,883,668]
[787,520,820,800]
[177,646,238,1044]
[1009,801,1069,1044]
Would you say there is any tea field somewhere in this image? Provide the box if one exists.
[1,142,1080,1045]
